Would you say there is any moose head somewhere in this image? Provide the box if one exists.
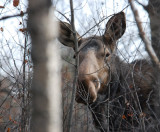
[59,12,126,104]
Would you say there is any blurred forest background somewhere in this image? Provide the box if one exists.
[0,0,160,131]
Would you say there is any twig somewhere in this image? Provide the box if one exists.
[73,5,130,57]
[80,5,129,40]
[129,0,160,69]
[56,10,71,23]
[21,25,27,131]
[62,57,75,66]
[0,12,27,21]
[134,0,148,11]
[146,90,160,122]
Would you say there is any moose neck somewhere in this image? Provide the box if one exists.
[90,55,136,131]
[99,55,132,100]
[110,55,131,82]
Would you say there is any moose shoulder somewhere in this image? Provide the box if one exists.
[58,12,160,131]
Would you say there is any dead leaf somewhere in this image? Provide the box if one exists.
[19,28,27,33]
[0,27,3,32]
[27,49,30,54]
[13,120,18,124]
[122,115,126,119]
[20,11,24,16]
[0,6,4,8]
[13,0,19,7]
[129,85,133,88]
[7,128,10,132]
[25,60,28,64]
[128,113,133,117]
[9,115,12,121]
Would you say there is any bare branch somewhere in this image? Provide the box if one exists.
[67,0,79,132]
[0,12,27,21]
[129,0,160,69]
[56,10,71,23]
[135,0,149,12]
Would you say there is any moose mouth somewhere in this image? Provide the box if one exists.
[75,79,101,104]
[75,91,108,106]
[75,89,97,105]
[75,95,88,105]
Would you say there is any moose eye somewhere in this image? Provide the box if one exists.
[105,53,110,58]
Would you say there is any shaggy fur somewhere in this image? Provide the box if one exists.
[58,12,160,131]
[90,56,160,131]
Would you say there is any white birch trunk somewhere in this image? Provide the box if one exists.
[28,0,62,131]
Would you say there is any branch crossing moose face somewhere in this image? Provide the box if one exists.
[59,12,126,104]
[59,12,160,131]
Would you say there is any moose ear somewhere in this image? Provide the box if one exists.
[103,12,126,44]
[58,21,81,49]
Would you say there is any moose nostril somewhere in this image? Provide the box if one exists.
[92,77,100,90]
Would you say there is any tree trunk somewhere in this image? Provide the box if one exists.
[148,0,160,60]
[28,0,62,132]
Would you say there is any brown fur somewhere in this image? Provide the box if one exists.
[89,57,160,131]
[58,12,160,131]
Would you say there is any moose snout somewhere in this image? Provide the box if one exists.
[76,75,100,104]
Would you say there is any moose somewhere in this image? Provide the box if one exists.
[58,12,160,131]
